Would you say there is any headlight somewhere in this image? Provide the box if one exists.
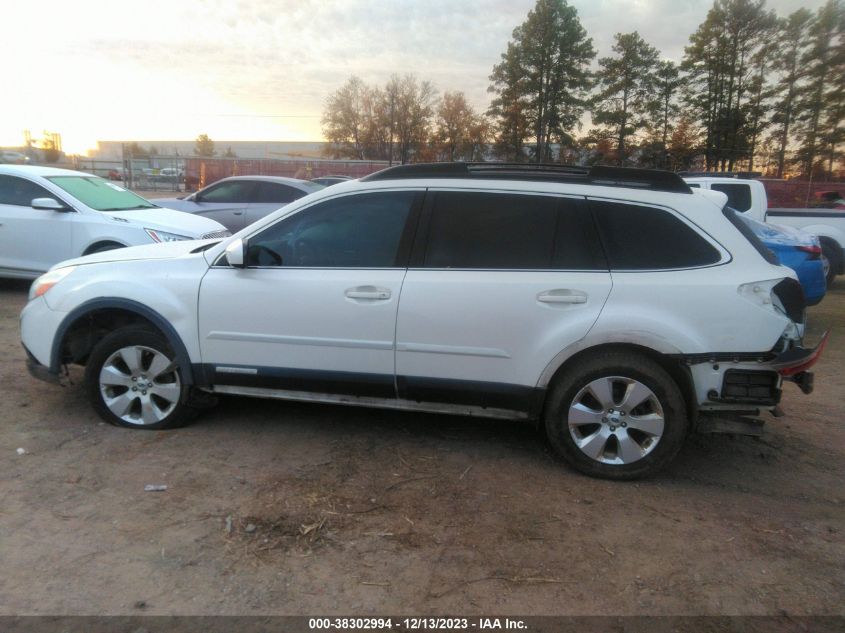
[29,266,77,300]
[145,228,191,243]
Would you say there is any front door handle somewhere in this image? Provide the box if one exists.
[345,286,391,300]
[537,289,588,304]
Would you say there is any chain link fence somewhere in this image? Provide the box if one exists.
[66,156,389,194]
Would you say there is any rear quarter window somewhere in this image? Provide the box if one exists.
[590,200,722,270]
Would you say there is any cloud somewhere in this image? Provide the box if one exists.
[0,0,831,149]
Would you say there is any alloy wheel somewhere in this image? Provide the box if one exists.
[98,345,181,425]
[567,376,665,465]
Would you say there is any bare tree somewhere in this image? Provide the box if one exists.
[322,76,369,159]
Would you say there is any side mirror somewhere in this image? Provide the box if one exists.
[225,238,245,268]
[32,197,71,212]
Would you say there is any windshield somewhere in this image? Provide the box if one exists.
[47,176,158,211]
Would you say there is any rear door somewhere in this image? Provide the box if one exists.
[243,181,311,228]
[190,180,257,232]
[394,189,612,414]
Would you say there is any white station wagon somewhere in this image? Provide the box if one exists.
[20,163,826,479]
[0,165,230,279]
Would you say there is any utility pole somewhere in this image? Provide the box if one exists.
[388,92,395,167]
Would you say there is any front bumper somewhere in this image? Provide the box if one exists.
[25,346,61,384]
[20,294,67,374]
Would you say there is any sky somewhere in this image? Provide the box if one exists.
[0,0,825,155]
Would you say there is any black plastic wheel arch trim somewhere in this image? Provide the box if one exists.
[49,298,195,384]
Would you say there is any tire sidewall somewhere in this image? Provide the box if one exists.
[544,353,688,480]
[84,327,191,430]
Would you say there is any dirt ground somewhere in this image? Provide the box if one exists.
[0,277,843,617]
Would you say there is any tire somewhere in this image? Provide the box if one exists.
[84,326,196,430]
[544,350,689,480]
[820,239,841,288]
[85,242,124,255]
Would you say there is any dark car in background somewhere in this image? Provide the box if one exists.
[154,176,324,232]
[311,175,353,187]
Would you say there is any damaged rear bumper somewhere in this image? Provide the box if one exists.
[768,330,829,394]
[24,345,61,385]
[684,331,829,409]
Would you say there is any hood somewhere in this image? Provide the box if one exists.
[51,239,219,270]
[100,205,226,237]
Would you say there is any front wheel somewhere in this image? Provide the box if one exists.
[84,326,195,429]
[544,351,689,480]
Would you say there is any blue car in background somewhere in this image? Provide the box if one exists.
[738,214,826,305]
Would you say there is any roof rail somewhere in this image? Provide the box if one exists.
[678,171,762,180]
[361,162,692,194]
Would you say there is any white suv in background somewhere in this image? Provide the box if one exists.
[0,165,230,279]
[20,164,826,479]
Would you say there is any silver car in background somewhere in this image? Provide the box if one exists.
[155,176,324,232]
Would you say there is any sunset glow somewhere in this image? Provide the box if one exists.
[1,0,824,155]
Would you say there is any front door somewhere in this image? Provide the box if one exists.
[197,189,422,398]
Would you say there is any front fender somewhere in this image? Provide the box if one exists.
[50,298,196,384]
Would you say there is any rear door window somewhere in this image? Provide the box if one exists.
[198,180,256,203]
[421,191,604,270]
[254,182,308,204]
[590,200,721,270]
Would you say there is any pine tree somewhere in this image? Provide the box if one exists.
[488,0,594,162]
[648,61,683,169]
[794,0,845,177]
[768,9,813,177]
[682,0,776,170]
[592,32,660,164]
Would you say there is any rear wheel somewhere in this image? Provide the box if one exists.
[84,326,196,429]
[820,239,841,287]
[85,241,124,255]
[544,351,689,480]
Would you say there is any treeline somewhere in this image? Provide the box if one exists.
[322,0,845,179]
[322,76,490,164]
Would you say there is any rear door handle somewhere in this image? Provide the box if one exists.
[345,286,391,300]
[537,289,587,304]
